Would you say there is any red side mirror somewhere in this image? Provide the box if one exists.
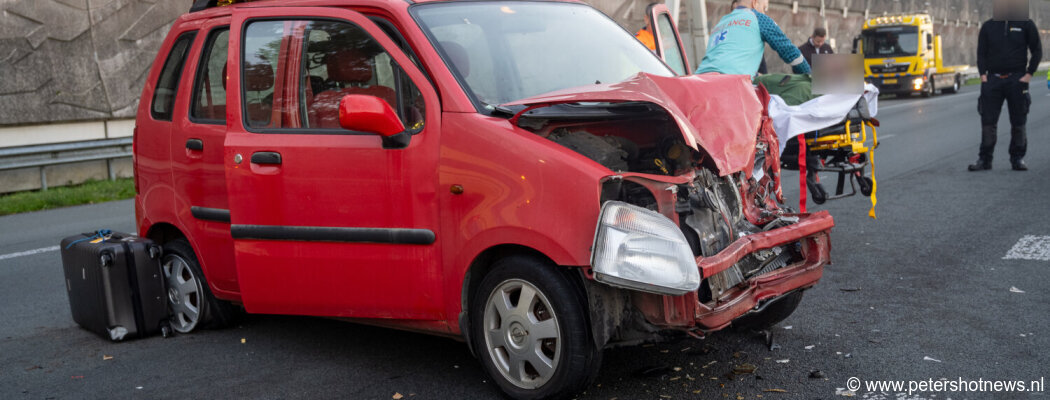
[338,95,405,137]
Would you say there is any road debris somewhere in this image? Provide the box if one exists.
[775,359,790,364]
[241,338,246,344]
[804,345,815,350]
[923,356,942,363]
[732,363,757,375]
[809,370,826,379]
[763,388,787,393]
[102,355,113,361]
[840,287,862,292]
[1009,287,1026,294]
[392,392,403,399]
[835,388,856,396]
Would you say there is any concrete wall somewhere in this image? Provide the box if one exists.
[0,0,185,128]
[0,0,1047,131]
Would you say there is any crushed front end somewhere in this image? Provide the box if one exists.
[504,73,834,346]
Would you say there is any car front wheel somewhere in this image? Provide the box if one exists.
[471,256,601,400]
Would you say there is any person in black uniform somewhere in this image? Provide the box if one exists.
[969,3,1042,171]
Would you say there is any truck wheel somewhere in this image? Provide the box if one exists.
[943,76,961,94]
[471,256,600,400]
[732,291,804,331]
[922,80,935,97]
[162,239,241,333]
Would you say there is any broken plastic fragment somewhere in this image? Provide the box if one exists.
[102,355,113,361]
[804,345,815,350]
[1010,287,1026,293]
[775,359,790,364]
[392,393,404,400]
[923,356,942,363]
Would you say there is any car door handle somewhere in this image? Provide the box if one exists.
[186,138,204,151]
[250,152,282,165]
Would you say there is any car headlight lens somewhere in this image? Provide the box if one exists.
[591,201,700,296]
[913,77,924,88]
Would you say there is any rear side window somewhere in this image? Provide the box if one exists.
[190,28,231,123]
[151,32,197,121]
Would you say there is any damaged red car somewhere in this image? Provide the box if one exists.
[134,0,834,398]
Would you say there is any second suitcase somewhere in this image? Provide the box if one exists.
[61,231,172,341]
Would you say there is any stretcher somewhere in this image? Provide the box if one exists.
[780,98,880,205]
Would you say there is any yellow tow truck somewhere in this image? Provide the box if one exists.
[854,13,969,97]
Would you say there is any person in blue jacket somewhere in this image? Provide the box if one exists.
[697,0,810,76]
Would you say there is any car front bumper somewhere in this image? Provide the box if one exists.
[630,210,834,332]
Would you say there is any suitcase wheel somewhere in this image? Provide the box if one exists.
[100,253,113,267]
[161,324,172,338]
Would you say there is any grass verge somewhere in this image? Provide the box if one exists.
[0,179,135,216]
[965,69,1048,86]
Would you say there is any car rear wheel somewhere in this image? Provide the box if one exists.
[732,291,805,331]
[162,239,240,333]
[471,256,600,400]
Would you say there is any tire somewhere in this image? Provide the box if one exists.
[161,239,241,333]
[471,256,601,400]
[857,176,874,197]
[731,291,804,331]
[943,76,961,94]
[921,79,935,98]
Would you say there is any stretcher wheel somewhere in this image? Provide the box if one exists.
[808,182,828,205]
[858,176,874,197]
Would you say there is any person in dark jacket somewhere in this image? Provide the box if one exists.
[969,8,1042,171]
[798,27,833,66]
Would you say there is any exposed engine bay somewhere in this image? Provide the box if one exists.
[509,100,803,307]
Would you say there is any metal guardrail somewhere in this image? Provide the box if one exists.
[0,137,133,191]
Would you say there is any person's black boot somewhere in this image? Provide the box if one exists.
[968,159,992,171]
[1011,159,1028,171]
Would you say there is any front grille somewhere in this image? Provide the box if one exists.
[870,63,910,74]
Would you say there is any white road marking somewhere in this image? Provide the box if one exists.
[0,245,60,261]
[1003,235,1050,261]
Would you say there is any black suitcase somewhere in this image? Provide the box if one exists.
[60,230,172,341]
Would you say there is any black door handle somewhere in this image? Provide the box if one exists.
[251,152,282,165]
[186,138,204,151]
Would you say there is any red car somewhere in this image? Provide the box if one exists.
[134,0,834,398]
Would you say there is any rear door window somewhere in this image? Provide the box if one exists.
[151,32,197,121]
[190,28,231,123]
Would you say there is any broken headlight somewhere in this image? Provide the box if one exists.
[591,201,700,296]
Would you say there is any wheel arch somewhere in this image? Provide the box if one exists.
[144,221,186,244]
[458,244,589,357]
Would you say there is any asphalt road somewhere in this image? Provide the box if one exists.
[1,84,1048,400]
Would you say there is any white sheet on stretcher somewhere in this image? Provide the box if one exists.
[767,83,880,155]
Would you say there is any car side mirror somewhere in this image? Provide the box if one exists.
[338,95,405,137]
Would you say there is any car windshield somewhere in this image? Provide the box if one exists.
[862,26,919,58]
[413,1,674,109]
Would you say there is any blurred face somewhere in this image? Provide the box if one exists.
[813,36,826,47]
[751,0,769,13]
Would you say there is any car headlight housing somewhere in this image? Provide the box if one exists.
[591,201,700,296]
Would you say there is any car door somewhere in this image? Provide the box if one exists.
[170,17,241,299]
[224,7,443,320]
[647,3,691,75]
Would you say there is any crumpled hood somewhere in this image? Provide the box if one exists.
[504,73,764,176]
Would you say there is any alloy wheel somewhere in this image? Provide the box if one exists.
[162,254,204,333]
[482,279,561,390]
